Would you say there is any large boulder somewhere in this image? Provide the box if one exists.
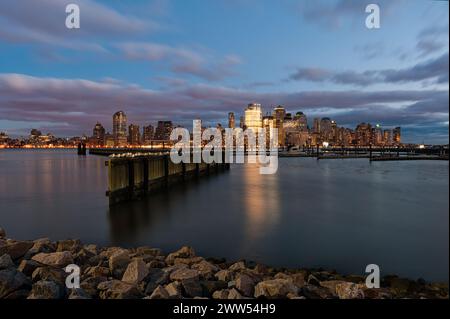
[28,280,65,299]
[215,269,234,282]
[108,249,130,278]
[335,282,365,299]
[229,261,246,272]
[0,227,6,238]
[31,267,67,285]
[97,280,143,299]
[24,238,56,259]
[4,241,34,260]
[0,254,14,270]
[181,278,204,298]
[165,246,195,265]
[56,239,82,253]
[170,268,200,282]
[122,258,149,285]
[149,285,169,299]
[254,279,298,299]
[144,268,170,295]
[32,251,74,268]
[191,260,220,279]
[18,260,43,277]
[164,281,182,298]
[236,273,255,297]
[0,269,31,298]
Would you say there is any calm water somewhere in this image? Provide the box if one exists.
[0,149,448,281]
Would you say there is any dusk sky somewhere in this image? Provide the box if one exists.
[0,0,448,143]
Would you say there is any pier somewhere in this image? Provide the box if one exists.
[106,153,230,205]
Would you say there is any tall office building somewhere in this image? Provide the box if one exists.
[128,124,141,146]
[273,106,286,147]
[154,121,173,140]
[244,103,263,135]
[393,127,401,145]
[142,125,154,145]
[294,112,308,132]
[383,129,392,145]
[228,112,236,129]
[113,111,127,147]
[92,122,106,146]
[320,118,333,142]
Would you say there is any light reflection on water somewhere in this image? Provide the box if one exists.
[0,149,448,281]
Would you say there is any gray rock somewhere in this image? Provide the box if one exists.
[144,268,170,295]
[236,273,255,297]
[108,249,130,278]
[136,247,161,257]
[80,276,107,298]
[229,261,246,272]
[215,269,233,282]
[212,289,229,299]
[335,282,365,299]
[18,260,43,276]
[307,274,321,286]
[228,288,244,299]
[165,281,182,298]
[28,280,64,299]
[254,279,298,299]
[24,238,55,259]
[4,241,33,260]
[31,267,67,284]
[301,284,336,299]
[165,246,195,265]
[191,260,220,279]
[201,280,228,297]
[56,239,82,253]
[0,254,14,270]
[182,278,204,298]
[68,288,92,299]
[84,266,110,278]
[170,268,200,282]
[122,258,149,285]
[0,269,31,298]
[32,251,74,268]
[98,280,143,299]
[149,285,169,299]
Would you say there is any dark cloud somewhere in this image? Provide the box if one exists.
[288,53,449,86]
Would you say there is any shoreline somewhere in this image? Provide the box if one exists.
[1,230,448,299]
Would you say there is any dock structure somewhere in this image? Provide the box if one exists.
[106,153,230,205]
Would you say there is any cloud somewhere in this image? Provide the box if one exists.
[117,42,242,81]
[0,73,447,143]
[0,0,154,50]
[415,24,449,58]
[287,53,449,86]
[297,0,399,29]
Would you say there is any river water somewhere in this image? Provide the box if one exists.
[0,149,448,282]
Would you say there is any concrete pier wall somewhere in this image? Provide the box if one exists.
[106,154,229,205]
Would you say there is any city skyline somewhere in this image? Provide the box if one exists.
[0,0,448,144]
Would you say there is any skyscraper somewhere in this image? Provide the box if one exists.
[92,122,105,146]
[113,111,127,147]
[154,121,173,140]
[128,124,141,146]
[142,125,154,145]
[228,112,236,129]
[393,127,401,145]
[244,103,263,134]
[273,106,286,147]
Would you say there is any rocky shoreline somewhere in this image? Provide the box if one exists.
[0,228,448,299]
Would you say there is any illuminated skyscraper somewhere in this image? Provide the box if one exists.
[244,103,263,135]
[273,106,286,147]
[393,127,401,145]
[92,122,105,146]
[142,125,154,145]
[113,111,127,147]
[128,124,141,146]
[155,121,173,140]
